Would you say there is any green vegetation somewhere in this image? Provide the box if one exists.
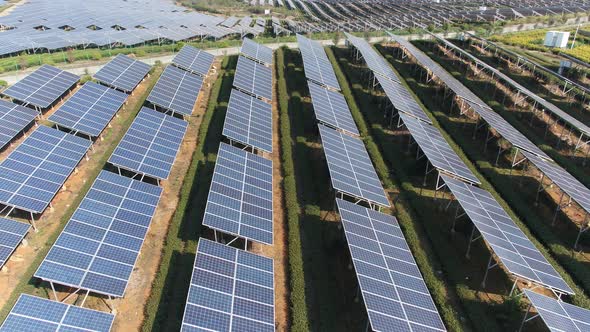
[275,47,310,332]
[141,55,237,331]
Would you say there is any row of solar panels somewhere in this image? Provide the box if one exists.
[181,38,277,331]
[392,34,590,248]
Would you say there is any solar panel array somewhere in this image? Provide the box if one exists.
[147,65,204,116]
[0,218,30,268]
[521,151,590,216]
[308,82,359,136]
[0,294,114,332]
[241,38,274,65]
[203,143,273,245]
[336,199,446,332]
[344,32,399,82]
[1,65,79,109]
[0,125,91,213]
[399,113,479,184]
[233,56,273,101]
[93,54,151,93]
[318,124,389,207]
[376,75,432,124]
[181,238,275,331]
[441,175,573,294]
[223,89,273,153]
[35,170,162,297]
[297,34,341,90]
[524,289,590,332]
[48,82,128,137]
[109,107,188,180]
[172,45,215,77]
[0,100,38,150]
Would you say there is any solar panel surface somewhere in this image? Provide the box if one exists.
[0,218,30,268]
[524,289,590,332]
[318,124,390,207]
[336,199,446,332]
[48,81,128,137]
[203,143,273,245]
[308,83,359,136]
[344,32,399,81]
[0,100,38,150]
[223,89,273,153]
[147,65,203,116]
[297,34,341,90]
[376,75,432,124]
[1,65,79,109]
[0,125,91,213]
[241,37,273,65]
[181,239,275,332]
[399,113,479,184]
[93,54,151,93]
[109,107,188,180]
[441,175,573,294]
[0,294,114,332]
[172,45,215,76]
[35,170,162,297]
[233,56,273,101]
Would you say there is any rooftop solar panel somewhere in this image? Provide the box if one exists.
[318,124,389,207]
[376,75,432,124]
[523,290,590,332]
[399,113,479,184]
[35,170,162,297]
[1,65,79,109]
[0,294,114,332]
[344,32,400,82]
[308,82,359,136]
[241,37,274,65]
[233,56,273,101]
[147,65,203,116]
[0,125,91,214]
[336,199,446,332]
[0,100,38,150]
[172,45,215,77]
[109,107,188,180]
[181,238,275,331]
[93,54,151,93]
[223,89,273,153]
[203,143,273,245]
[0,217,30,268]
[441,175,573,295]
[297,34,341,91]
[48,82,128,137]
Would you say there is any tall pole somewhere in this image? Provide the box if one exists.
[571,24,580,49]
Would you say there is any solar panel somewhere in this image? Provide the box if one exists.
[0,217,30,268]
[109,107,188,180]
[297,34,341,91]
[48,82,128,137]
[0,294,114,332]
[308,83,359,136]
[35,170,162,297]
[521,151,590,215]
[146,65,203,116]
[399,113,480,184]
[203,143,273,245]
[376,75,432,125]
[172,45,215,77]
[181,238,275,331]
[336,199,446,332]
[441,174,573,294]
[223,89,273,153]
[523,289,590,332]
[1,65,79,109]
[0,125,91,214]
[233,56,273,101]
[344,32,400,82]
[0,100,38,150]
[93,54,151,93]
[241,38,273,65]
[318,124,390,207]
